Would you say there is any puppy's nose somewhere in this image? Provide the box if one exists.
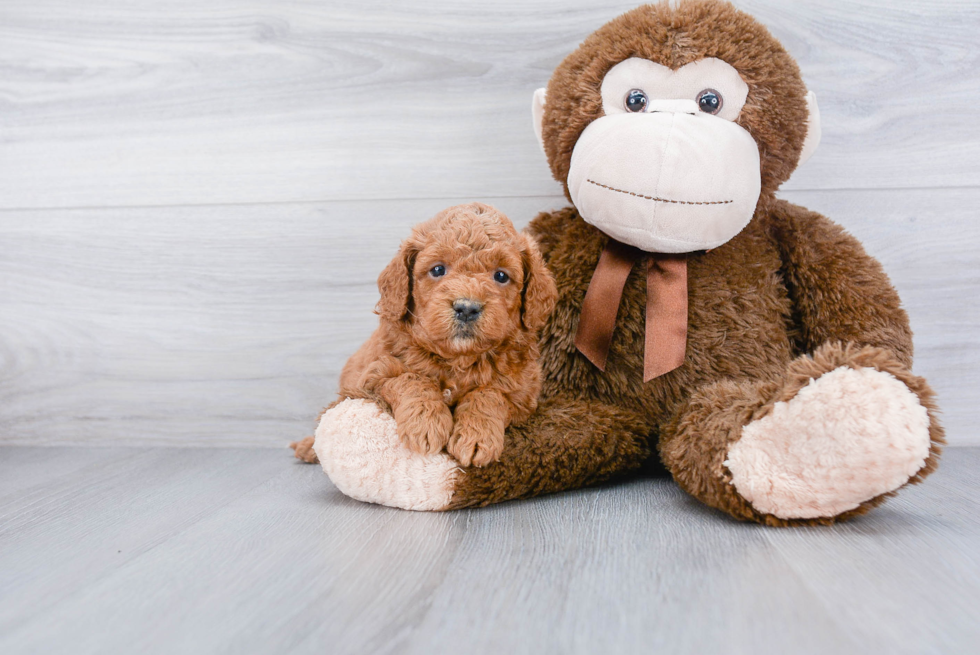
[453,299,483,324]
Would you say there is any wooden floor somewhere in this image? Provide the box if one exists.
[1,446,978,654]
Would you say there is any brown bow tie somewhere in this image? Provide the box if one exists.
[574,239,688,382]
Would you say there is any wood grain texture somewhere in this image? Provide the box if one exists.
[0,196,567,447]
[1,189,976,447]
[1,0,978,209]
[0,448,286,637]
[0,0,976,448]
[0,446,978,655]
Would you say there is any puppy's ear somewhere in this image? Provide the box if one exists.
[519,233,558,332]
[376,239,418,322]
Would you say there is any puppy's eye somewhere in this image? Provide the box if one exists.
[493,270,510,284]
[429,264,446,278]
[696,89,723,115]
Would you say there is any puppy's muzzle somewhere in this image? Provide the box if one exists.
[452,299,483,325]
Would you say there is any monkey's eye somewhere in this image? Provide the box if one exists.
[696,89,723,115]
[625,89,648,113]
[429,264,446,278]
[493,270,510,284]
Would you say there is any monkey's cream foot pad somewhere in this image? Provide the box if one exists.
[314,399,460,511]
[725,366,932,520]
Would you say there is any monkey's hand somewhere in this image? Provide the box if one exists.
[313,398,461,511]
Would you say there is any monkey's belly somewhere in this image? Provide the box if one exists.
[539,223,796,422]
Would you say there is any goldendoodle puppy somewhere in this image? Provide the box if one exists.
[292,202,557,467]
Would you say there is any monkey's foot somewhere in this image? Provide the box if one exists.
[725,364,931,520]
[314,399,460,511]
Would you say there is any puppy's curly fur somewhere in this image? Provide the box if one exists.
[292,203,557,467]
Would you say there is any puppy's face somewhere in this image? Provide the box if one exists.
[376,204,557,360]
[411,237,524,356]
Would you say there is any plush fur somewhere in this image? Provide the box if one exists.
[727,365,931,520]
[313,399,460,511]
[542,0,809,201]
[304,0,944,525]
[448,1,943,522]
[294,203,557,467]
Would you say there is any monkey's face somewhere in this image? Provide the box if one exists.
[566,57,762,253]
[533,1,820,254]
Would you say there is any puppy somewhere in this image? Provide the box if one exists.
[292,203,557,467]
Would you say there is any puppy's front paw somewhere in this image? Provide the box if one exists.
[448,417,505,467]
[396,400,454,455]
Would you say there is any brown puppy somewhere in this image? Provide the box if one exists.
[294,203,557,467]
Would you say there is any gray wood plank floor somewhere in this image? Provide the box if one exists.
[1,446,978,654]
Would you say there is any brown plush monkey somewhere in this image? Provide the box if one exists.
[309,0,943,525]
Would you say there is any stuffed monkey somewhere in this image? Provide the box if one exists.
[305,0,943,525]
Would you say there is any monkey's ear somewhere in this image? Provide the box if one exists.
[531,88,547,153]
[519,233,558,332]
[376,241,417,322]
[798,90,821,168]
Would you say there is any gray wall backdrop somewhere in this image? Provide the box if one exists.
[1,0,978,447]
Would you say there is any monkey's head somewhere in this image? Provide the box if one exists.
[532,0,820,253]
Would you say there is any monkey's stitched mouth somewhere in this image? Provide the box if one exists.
[586,179,733,206]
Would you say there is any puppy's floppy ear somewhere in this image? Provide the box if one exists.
[376,238,418,322]
[519,233,558,332]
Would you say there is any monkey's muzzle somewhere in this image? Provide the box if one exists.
[567,110,762,253]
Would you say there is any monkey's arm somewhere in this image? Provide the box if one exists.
[444,397,651,509]
[311,394,650,511]
[767,199,914,366]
